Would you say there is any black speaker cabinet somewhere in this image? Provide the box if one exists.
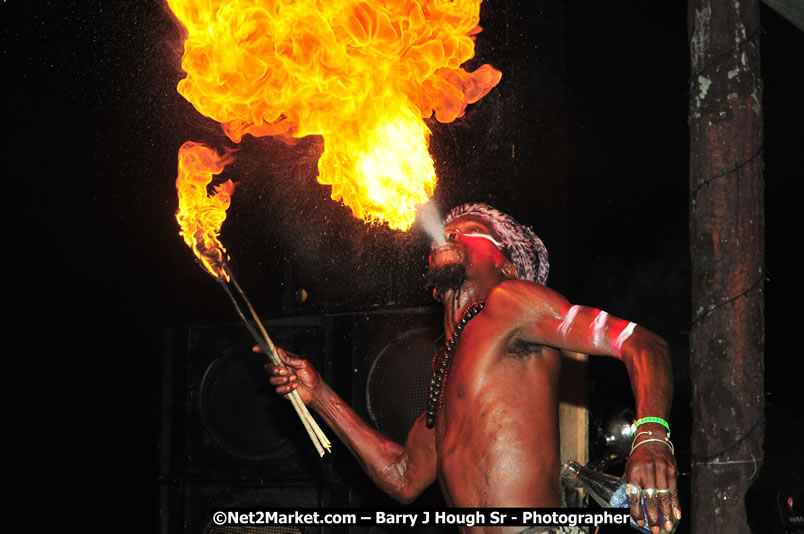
[160,481,322,534]
[333,307,452,525]
[161,308,454,534]
[347,308,442,445]
[161,316,332,482]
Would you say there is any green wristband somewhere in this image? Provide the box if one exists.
[632,417,671,437]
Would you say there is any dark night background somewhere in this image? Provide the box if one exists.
[6,1,802,532]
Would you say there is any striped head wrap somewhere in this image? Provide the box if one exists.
[442,203,549,284]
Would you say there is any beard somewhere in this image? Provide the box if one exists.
[424,263,467,296]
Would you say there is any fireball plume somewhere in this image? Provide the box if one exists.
[168,0,501,230]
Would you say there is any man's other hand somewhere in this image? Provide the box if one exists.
[255,346,320,406]
[624,436,681,534]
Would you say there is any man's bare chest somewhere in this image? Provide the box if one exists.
[434,338,559,434]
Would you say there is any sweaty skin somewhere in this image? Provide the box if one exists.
[266,215,680,534]
[431,282,564,509]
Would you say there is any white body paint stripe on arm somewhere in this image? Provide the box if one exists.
[592,311,609,347]
[614,322,638,356]
[559,305,581,339]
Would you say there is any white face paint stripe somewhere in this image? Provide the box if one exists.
[615,322,638,356]
[592,310,609,346]
[559,305,581,339]
[462,232,504,250]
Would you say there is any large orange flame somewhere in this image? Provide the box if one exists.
[175,141,237,280]
[168,0,500,230]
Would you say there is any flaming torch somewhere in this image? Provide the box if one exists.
[176,141,331,456]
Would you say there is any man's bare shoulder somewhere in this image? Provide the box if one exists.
[486,281,566,360]
[488,280,566,312]
[486,280,568,321]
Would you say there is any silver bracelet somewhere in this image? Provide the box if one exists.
[631,429,668,446]
[631,437,675,456]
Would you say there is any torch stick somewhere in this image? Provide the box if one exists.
[214,262,331,456]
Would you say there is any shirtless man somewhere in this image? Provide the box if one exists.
[265,203,680,534]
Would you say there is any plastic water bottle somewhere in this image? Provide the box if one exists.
[561,460,677,533]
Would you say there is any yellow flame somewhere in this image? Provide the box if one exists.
[168,0,500,230]
[175,141,236,280]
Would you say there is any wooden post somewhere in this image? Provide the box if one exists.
[559,350,588,508]
[688,0,765,532]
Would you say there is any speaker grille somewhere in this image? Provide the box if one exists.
[200,348,297,460]
[365,326,442,443]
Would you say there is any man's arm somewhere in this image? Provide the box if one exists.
[617,329,679,533]
[490,281,680,533]
[265,348,437,504]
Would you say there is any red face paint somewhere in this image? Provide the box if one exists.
[454,232,507,265]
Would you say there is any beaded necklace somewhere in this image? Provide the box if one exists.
[426,300,486,428]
